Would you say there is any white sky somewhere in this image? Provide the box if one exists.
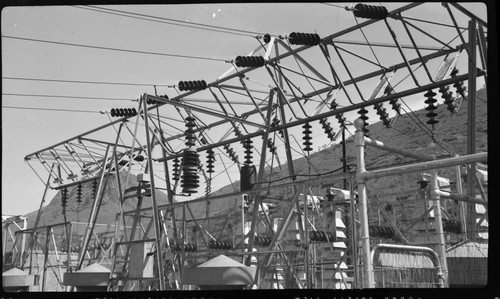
[1,3,488,216]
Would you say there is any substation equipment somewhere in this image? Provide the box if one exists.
[2,2,489,291]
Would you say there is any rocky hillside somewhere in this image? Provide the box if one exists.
[24,171,170,228]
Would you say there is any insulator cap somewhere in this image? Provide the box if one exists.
[235,56,265,68]
[353,3,388,19]
[263,34,271,44]
[178,80,207,91]
[289,32,321,46]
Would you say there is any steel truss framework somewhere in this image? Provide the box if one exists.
[17,2,489,290]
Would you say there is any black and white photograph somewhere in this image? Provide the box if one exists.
[1,2,495,298]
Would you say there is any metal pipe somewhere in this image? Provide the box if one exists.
[353,118,374,288]
[429,153,449,287]
[455,161,467,239]
[360,152,487,181]
[370,243,444,288]
[438,190,486,205]
[466,19,478,242]
[348,175,358,289]
[364,136,432,161]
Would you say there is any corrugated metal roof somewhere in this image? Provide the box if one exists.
[446,241,488,258]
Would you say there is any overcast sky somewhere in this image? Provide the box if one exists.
[1,3,488,217]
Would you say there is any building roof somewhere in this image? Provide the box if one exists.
[446,240,488,258]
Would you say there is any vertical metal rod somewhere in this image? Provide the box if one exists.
[41,227,50,291]
[429,148,448,287]
[476,25,487,84]
[349,174,358,289]
[467,19,477,241]
[303,187,310,288]
[241,194,246,257]
[455,159,467,239]
[141,93,166,290]
[353,118,374,288]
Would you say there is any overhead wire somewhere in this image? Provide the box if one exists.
[2,105,103,114]
[2,93,137,102]
[2,76,170,87]
[78,5,264,37]
[2,35,227,62]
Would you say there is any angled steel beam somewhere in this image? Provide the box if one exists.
[145,94,265,129]
[448,2,487,27]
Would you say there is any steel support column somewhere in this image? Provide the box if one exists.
[141,93,166,290]
[466,18,477,241]
[353,118,374,288]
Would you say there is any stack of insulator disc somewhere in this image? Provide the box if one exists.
[61,188,68,207]
[319,118,336,141]
[118,160,129,166]
[254,237,272,247]
[223,144,239,164]
[233,126,243,143]
[309,231,336,242]
[206,149,215,174]
[353,3,388,19]
[267,138,277,154]
[357,107,370,135]
[235,56,265,68]
[302,122,313,152]
[181,147,199,194]
[289,32,321,46]
[384,85,402,115]
[368,225,395,238]
[243,139,253,165]
[208,240,233,250]
[172,157,181,181]
[91,180,98,199]
[134,155,145,162]
[184,115,196,147]
[374,103,391,128]
[110,108,137,117]
[424,89,439,127]
[205,182,211,196]
[439,86,457,114]
[271,117,284,138]
[178,80,207,91]
[76,184,82,204]
[450,68,466,98]
[330,100,346,127]
[175,243,198,252]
